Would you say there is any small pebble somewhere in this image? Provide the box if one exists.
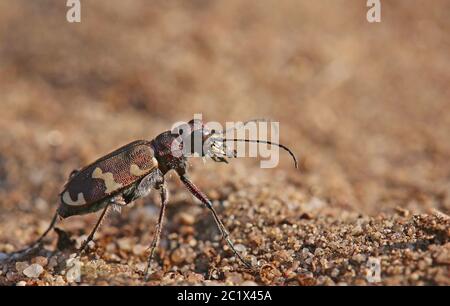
[66,265,81,283]
[178,212,195,226]
[234,244,247,253]
[171,247,187,264]
[15,261,29,273]
[23,264,44,278]
[55,275,66,286]
[132,244,147,256]
[117,238,133,251]
[331,268,340,278]
[352,253,366,263]
[134,262,146,273]
[32,256,48,267]
[6,271,16,281]
[225,272,243,284]
[106,243,116,252]
[241,280,258,286]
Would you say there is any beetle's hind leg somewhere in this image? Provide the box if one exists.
[30,212,60,248]
[31,168,80,248]
[144,184,169,280]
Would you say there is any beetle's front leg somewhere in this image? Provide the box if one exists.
[179,175,252,269]
[144,184,169,280]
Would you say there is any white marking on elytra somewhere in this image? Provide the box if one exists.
[92,167,123,193]
[62,191,86,206]
[130,164,148,176]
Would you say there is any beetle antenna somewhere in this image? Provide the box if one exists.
[214,118,272,136]
[220,138,298,168]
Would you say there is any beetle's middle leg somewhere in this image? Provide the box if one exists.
[77,203,111,256]
[77,195,130,256]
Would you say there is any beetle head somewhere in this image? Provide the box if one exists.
[152,119,225,174]
[172,119,231,162]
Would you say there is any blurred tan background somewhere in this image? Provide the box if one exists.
[0,0,449,219]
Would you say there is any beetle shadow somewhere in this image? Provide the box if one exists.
[0,226,77,266]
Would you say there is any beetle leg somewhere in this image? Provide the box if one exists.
[135,169,164,199]
[32,212,59,247]
[179,175,252,269]
[27,168,79,247]
[77,203,111,256]
[144,184,169,280]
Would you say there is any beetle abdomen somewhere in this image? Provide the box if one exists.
[60,140,158,210]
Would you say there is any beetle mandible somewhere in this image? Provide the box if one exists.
[33,118,298,279]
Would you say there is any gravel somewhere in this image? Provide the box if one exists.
[0,187,448,285]
[0,1,449,286]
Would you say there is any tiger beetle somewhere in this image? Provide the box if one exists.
[33,119,298,280]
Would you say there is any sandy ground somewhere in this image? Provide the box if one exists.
[0,1,449,285]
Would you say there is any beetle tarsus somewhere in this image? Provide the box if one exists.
[224,236,253,269]
[215,213,253,269]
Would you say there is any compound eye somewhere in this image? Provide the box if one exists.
[210,129,216,134]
